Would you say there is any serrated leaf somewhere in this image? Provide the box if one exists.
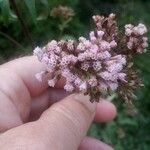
[24,0,37,24]
[0,0,11,24]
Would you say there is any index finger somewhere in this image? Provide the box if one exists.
[1,56,64,97]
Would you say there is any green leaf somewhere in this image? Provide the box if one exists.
[0,0,11,24]
[62,35,76,40]
[37,13,48,21]
[119,118,138,127]
[36,0,49,21]
[40,0,49,9]
[9,11,17,20]
[24,0,37,24]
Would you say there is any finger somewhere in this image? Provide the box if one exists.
[0,94,96,150]
[0,56,65,125]
[0,91,23,132]
[1,56,65,97]
[30,88,68,121]
[95,100,117,122]
[37,93,96,150]
[0,67,31,122]
[30,92,116,123]
[79,137,113,150]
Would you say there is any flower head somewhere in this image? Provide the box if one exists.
[34,14,148,103]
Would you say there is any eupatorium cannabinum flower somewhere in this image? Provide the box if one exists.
[33,14,148,102]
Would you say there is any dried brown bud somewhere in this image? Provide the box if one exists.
[50,5,75,19]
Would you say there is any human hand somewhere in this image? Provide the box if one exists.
[0,56,116,150]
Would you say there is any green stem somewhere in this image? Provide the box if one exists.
[10,0,34,48]
[107,93,118,101]
[58,18,72,39]
[0,31,25,50]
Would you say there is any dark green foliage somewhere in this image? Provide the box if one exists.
[0,0,150,149]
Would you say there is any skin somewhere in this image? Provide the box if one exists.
[0,56,117,150]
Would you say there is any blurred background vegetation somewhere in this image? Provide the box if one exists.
[0,0,150,149]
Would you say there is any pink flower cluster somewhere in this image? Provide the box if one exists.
[125,23,148,53]
[33,14,148,102]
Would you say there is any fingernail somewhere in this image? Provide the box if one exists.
[73,93,97,113]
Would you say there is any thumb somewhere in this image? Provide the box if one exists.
[38,93,96,150]
[0,94,96,150]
